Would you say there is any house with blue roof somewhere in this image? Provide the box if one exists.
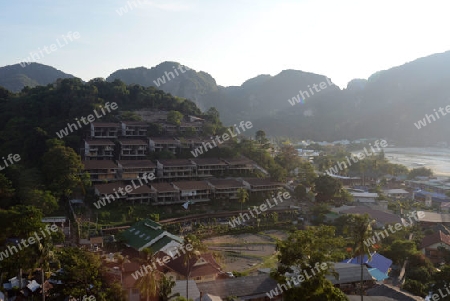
[341,252,392,281]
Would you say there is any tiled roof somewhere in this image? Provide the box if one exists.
[367,284,424,300]
[196,275,278,299]
[420,230,450,249]
[151,182,178,193]
[118,139,148,145]
[118,160,157,168]
[158,159,195,167]
[163,253,222,278]
[244,178,284,186]
[417,211,450,223]
[83,160,118,169]
[340,207,402,225]
[222,157,254,165]
[172,181,211,191]
[128,185,155,194]
[94,182,127,194]
[190,158,227,166]
[208,179,245,189]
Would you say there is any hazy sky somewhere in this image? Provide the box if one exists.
[2,0,450,88]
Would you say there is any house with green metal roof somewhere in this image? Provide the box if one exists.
[120,219,183,252]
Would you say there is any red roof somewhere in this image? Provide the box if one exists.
[163,253,222,278]
[421,230,450,249]
[83,160,118,170]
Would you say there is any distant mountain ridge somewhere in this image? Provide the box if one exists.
[106,61,218,109]
[2,51,450,145]
[0,63,74,92]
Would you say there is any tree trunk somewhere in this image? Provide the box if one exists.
[360,253,363,301]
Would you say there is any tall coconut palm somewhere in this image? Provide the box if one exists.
[182,235,206,300]
[345,214,375,301]
[237,188,249,214]
[136,248,160,301]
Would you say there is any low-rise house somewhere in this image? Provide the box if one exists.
[90,122,120,139]
[207,179,246,200]
[149,137,180,154]
[157,159,196,180]
[189,138,205,150]
[172,181,212,203]
[84,139,115,160]
[407,179,450,195]
[384,189,410,199]
[243,178,284,194]
[126,184,156,204]
[191,158,227,177]
[222,157,255,174]
[94,182,128,203]
[117,160,156,180]
[341,252,392,279]
[196,274,281,301]
[351,192,379,204]
[83,160,118,182]
[162,123,178,135]
[420,230,450,264]
[103,260,143,301]
[413,190,450,207]
[117,139,148,160]
[162,253,222,283]
[171,280,202,300]
[416,211,450,225]
[150,182,180,204]
[327,262,374,294]
[366,284,424,300]
[120,121,149,137]
[179,121,203,133]
[340,207,402,227]
[120,219,183,252]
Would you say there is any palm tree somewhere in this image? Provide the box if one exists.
[237,188,249,214]
[182,235,206,300]
[136,248,160,301]
[345,214,375,301]
[159,275,179,301]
